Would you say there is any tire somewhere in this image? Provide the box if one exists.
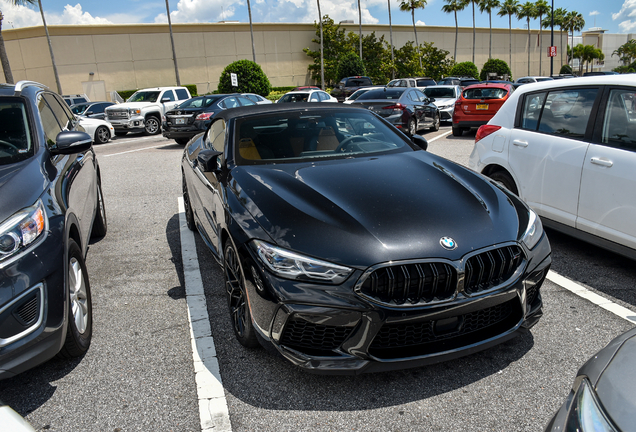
[430,114,440,132]
[452,126,463,137]
[175,137,190,145]
[91,180,107,238]
[57,239,93,359]
[407,118,416,137]
[144,116,161,135]
[224,240,259,348]
[114,131,128,137]
[94,125,110,144]
[182,173,196,232]
[489,170,519,195]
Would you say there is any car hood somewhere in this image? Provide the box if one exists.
[78,117,107,127]
[229,151,523,268]
[107,102,152,110]
[0,156,48,224]
[433,97,457,107]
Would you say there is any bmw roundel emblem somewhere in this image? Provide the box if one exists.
[440,237,457,250]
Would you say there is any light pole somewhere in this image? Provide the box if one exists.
[550,0,554,76]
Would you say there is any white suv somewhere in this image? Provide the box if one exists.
[468,75,636,260]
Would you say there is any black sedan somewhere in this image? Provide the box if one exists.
[545,327,636,432]
[181,104,551,374]
[0,81,106,379]
[69,101,114,120]
[162,94,256,145]
[351,87,440,136]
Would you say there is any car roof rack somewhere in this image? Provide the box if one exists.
[14,80,49,96]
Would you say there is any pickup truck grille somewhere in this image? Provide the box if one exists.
[107,109,129,120]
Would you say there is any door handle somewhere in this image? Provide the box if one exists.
[590,157,613,167]
[512,140,528,147]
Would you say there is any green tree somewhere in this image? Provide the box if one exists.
[467,0,479,64]
[480,58,512,80]
[217,60,271,96]
[534,0,550,76]
[559,64,572,74]
[497,0,519,72]
[517,2,536,76]
[563,11,585,69]
[478,0,500,59]
[442,0,468,61]
[449,61,479,79]
[399,0,428,69]
[304,16,349,86]
[337,52,366,80]
[612,39,636,66]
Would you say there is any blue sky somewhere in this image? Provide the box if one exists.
[1,0,632,35]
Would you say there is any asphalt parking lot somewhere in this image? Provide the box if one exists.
[1,126,635,432]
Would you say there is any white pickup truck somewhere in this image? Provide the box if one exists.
[105,86,191,136]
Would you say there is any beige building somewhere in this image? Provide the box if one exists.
[1,22,563,100]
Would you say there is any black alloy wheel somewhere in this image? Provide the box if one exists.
[489,171,519,196]
[182,174,195,231]
[94,125,110,144]
[57,239,93,359]
[144,116,160,135]
[224,240,259,348]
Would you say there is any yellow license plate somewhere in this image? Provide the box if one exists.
[476,104,489,110]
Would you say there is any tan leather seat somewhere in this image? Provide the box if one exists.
[238,138,261,160]
[316,127,340,151]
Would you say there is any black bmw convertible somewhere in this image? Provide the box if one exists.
[181,103,551,374]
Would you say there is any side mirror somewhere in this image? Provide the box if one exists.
[161,97,171,103]
[197,149,223,172]
[85,111,94,116]
[428,97,435,103]
[411,134,428,151]
[51,131,93,155]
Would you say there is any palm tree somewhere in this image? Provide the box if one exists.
[564,11,585,70]
[534,0,549,76]
[247,0,256,62]
[317,1,324,89]
[442,0,468,61]
[478,0,500,59]
[468,0,478,64]
[517,2,536,76]
[358,0,362,59]
[388,0,395,78]
[1,0,61,92]
[498,0,519,74]
[554,8,567,71]
[399,0,428,69]
[165,0,180,85]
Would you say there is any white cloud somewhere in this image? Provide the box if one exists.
[618,20,636,32]
[613,0,636,20]
[155,0,248,24]
[590,11,600,16]
[416,20,425,26]
[0,1,111,28]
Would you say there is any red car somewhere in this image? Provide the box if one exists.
[452,82,513,136]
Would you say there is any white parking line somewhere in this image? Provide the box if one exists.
[178,197,233,432]
[103,144,171,157]
[547,270,636,324]
[427,130,452,142]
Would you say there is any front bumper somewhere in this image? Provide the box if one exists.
[438,107,454,120]
[240,236,551,374]
[108,117,145,133]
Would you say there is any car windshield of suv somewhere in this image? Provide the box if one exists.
[424,87,456,98]
[438,78,460,85]
[278,93,310,103]
[356,89,404,100]
[463,87,508,99]
[70,103,90,115]
[0,101,32,165]
[178,96,221,109]
[234,110,412,164]
[128,91,160,103]
[417,79,436,86]
[347,78,372,86]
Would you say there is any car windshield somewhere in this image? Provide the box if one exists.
[0,100,33,165]
[128,91,160,103]
[347,89,370,101]
[70,103,90,115]
[356,89,404,100]
[463,87,508,99]
[347,78,372,86]
[416,79,436,86]
[278,93,310,103]
[438,79,459,85]
[178,96,220,109]
[233,109,412,164]
[424,87,456,98]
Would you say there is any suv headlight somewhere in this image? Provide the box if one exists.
[0,200,47,262]
[128,108,141,116]
[521,209,543,250]
[251,240,353,284]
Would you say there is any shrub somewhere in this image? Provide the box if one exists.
[480,59,512,81]
[217,60,272,96]
[337,52,366,81]
[449,62,479,79]
[559,64,573,74]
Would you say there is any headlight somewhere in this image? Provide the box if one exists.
[0,200,47,262]
[128,108,141,116]
[251,240,353,284]
[521,209,543,250]
[566,378,619,432]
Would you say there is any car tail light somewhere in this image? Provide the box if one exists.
[475,125,502,143]
[383,103,406,114]
[196,112,214,121]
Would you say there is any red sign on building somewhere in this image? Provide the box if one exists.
[548,46,557,57]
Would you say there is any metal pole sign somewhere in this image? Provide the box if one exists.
[548,46,557,57]
[231,73,238,87]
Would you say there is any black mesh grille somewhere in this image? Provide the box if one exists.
[359,262,457,305]
[16,294,38,324]
[464,246,523,295]
[280,318,353,356]
[369,300,521,359]
[526,285,538,308]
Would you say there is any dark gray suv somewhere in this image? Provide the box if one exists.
[0,81,107,379]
